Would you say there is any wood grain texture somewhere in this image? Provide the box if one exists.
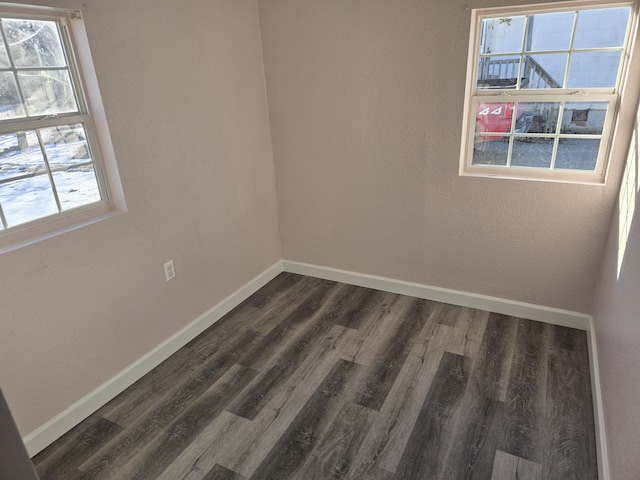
[346,294,411,367]
[438,307,490,358]
[347,301,445,476]
[227,283,354,420]
[544,348,597,479]
[153,411,246,480]
[469,313,518,402]
[124,365,258,480]
[78,329,261,479]
[249,359,359,480]
[354,298,431,411]
[297,402,375,479]
[332,286,387,330]
[500,320,549,463]
[202,464,246,480]
[236,279,340,372]
[212,326,356,477]
[394,352,473,479]
[33,417,122,480]
[34,273,597,480]
[491,450,542,480]
[441,392,505,479]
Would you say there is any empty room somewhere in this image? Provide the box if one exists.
[0,0,639,479]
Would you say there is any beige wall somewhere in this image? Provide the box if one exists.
[3,0,640,458]
[592,103,640,479]
[259,0,639,313]
[0,0,281,435]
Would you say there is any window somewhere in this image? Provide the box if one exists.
[459,1,637,183]
[0,4,125,252]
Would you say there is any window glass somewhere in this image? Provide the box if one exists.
[561,102,608,135]
[527,12,575,51]
[2,19,66,68]
[0,41,9,67]
[18,70,78,115]
[522,101,561,133]
[0,72,26,118]
[53,166,101,211]
[567,51,622,88]
[0,175,59,227]
[480,16,527,54]
[574,7,631,48]
[523,54,567,89]
[556,139,600,170]
[41,124,92,168]
[472,140,509,166]
[0,131,43,180]
[511,138,554,168]
[477,56,521,89]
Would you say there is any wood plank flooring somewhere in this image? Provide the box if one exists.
[33,273,598,479]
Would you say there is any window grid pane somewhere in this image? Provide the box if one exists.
[0,122,102,229]
[18,69,78,116]
[0,71,26,119]
[476,7,630,92]
[2,19,67,68]
[472,99,608,171]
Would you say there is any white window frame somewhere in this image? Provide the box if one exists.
[459,0,638,184]
[0,4,125,253]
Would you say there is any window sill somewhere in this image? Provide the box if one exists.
[0,204,127,255]
[459,165,607,185]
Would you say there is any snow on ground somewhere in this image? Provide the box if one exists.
[0,129,101,229]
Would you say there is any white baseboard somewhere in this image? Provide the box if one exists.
[23,261,284,458]
[282,260,591,330]
[587,317,610,480]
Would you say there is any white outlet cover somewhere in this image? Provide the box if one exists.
[164,260,176,281]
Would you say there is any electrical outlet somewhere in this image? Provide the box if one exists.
[164,260,176,281]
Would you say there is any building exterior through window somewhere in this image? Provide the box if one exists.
[460,1,637,184]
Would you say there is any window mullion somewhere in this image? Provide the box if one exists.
[0,202,7,229]
[0,170,49,185]
[550,137,560,170]
[506,137,515,167]
[564,10,580,89]
[59,21,87,115]
[516,16,530,90]
[0,113,89,135]
[34,129,62,213]
[0,159,96,187]
[550,100,565,169]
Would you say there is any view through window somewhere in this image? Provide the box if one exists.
[460,2,635,183]
[0,7,122,247]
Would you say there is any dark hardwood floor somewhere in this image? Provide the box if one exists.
[32,273,598,479]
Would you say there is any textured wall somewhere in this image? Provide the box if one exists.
[259,0,639,312]
[0,0,281,435]
[592,102,640,479]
